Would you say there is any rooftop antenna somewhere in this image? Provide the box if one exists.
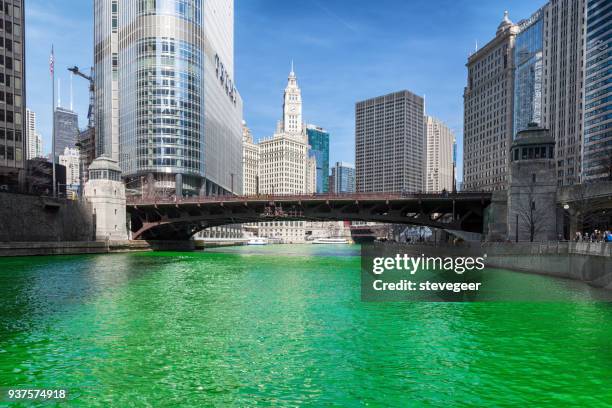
[70,72,73,111]
[57,78,61,108]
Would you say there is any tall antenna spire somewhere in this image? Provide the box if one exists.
[290,59,295,77]
[70,73,73,111]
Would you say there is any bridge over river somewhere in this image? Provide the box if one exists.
[127,192,492,240]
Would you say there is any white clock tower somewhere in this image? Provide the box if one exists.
[282,61,303,136]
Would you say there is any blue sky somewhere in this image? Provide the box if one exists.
[26,0,545,181]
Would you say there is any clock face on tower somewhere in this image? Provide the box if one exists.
[290,107,296,112]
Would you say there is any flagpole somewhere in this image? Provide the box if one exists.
[51,45,56,198]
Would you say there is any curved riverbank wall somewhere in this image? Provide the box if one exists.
[0,193,94,242]
[0,240,190,256]
[483,242,612,289]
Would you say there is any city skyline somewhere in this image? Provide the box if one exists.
[25,0,547,183]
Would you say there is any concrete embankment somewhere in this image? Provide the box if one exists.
[483,242,612,289]
[0,240,246,257]
[0,193,95,242]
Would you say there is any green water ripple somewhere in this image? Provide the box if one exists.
[0,245,611,406]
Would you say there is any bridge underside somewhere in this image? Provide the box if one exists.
[128,195,489,240]
[558,182,612,234]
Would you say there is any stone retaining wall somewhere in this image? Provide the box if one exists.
[0,193,94,242]
[482,242,612,289]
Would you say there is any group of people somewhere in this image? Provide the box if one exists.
[574,230,612,242]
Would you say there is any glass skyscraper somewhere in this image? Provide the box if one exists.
[53,107,79,159]
[583,0,612,181]
[513,9,544,137]
[331,161,355,193]
[306,124,329,193]
[94,0,243,196]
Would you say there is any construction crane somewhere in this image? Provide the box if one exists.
[68,66,95,128]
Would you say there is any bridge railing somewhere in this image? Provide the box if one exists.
[126,191,492,206]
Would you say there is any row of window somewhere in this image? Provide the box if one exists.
[89,169,121,181]
[136,158,200,169]
[0,54,20,70]
[0,144,22,161]
[0,18,21,36]
[0,1,20,17]
[0,108,20,123]
[0,128,20,140]
[511,145,554,161]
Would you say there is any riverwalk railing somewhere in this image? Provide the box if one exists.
[482,242,612,257]
[126,191,492,206]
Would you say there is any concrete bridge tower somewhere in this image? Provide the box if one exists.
[507,124,558,241]
[84,156,128,241]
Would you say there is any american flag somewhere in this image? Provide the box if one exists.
[49,45,55,76]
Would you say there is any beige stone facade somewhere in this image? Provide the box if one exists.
[463,12,518,191]
[425,116,454,193]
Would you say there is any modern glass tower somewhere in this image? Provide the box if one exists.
[53,106,79,159]
[513,8,544,137]
[94,0,243,196]
[583,0,612,181]
[306,124,329,193]
[331,161,355,193]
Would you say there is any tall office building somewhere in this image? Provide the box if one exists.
[26,108,35,157]
[248,67,317,243]
[355,90,425,193]
[513,8,545,137]
[242,121,259,195]
[258,67,316,195]
[463,12,518,192]
[306,124,330,193]
[0,0,25,189]
[28,130,42,160]
[452,137,457,190]
[26,109,42,159]
[58,146,80,195]
[424,115,454,193]
[94,0,244,196]
[331,161,356,193]
[53,106,79,159]
[542,0,585,186]
[582,0,612,181]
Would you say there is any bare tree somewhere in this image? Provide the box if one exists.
[515,183,550,242]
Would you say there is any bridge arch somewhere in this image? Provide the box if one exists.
[127,193,491,240]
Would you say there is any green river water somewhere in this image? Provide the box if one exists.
[1,245,612,406]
